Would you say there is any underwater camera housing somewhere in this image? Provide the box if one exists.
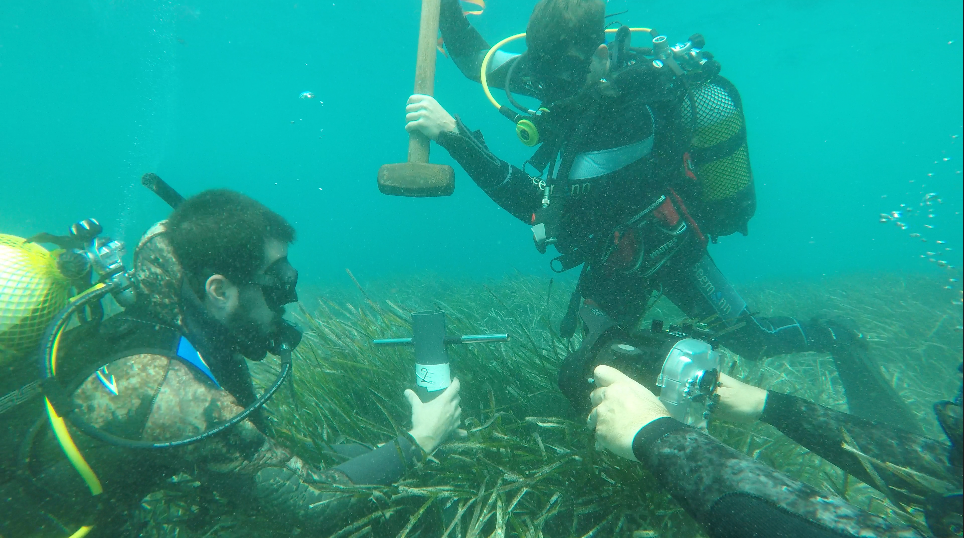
[561,311,722,429]
[656,338,720,429]
[595,336,720,429]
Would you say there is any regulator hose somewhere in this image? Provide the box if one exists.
[39,278,292,451]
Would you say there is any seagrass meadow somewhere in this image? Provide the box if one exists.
[132,272,963,538]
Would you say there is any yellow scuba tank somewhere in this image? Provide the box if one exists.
[679,78,756,237]
[682,81,750,201]
[0,234,71,364]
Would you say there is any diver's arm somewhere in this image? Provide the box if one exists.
[146,362,422,533]
[634,419,924,538]
[439,0,536,95]
[406,95,542,221]
[590,365,925,538]
[439,0,488,82]
[759,390,960,496]
[436,117,544,222]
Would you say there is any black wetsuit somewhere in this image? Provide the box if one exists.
[634,391,961,538]
[435,0,917,431]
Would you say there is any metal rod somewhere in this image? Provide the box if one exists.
[372,334,509,346]
[455,334,509,344]
[372,337,413,346]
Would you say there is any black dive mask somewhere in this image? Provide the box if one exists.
[181,255,302,361]
[250,257,299,311]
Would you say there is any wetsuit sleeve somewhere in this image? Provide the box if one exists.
[760,391,960,498]
[82,356,423,534]
[632,417,926,538]
[439,0,537,95]
[439,0,488,82]
[436,117,544,223]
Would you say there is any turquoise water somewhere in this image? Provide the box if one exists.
[1,0,961,287]
[1,3,963,536]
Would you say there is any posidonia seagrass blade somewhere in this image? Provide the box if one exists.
[133,273,959,537]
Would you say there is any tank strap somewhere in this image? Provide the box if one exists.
[688,121,746,167]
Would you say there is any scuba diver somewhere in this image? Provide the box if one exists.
[0,187,462,537]
[402,0,919,431]
[589,361,963,538]
[564,319,962,537]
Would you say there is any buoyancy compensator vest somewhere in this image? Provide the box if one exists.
[493,29,756,270]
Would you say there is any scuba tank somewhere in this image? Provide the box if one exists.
[679,75,755,238]
[0,234,71,416]
[0,235,73,364]
[624,30,756,238]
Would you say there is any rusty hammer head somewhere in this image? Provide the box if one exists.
[378,162,454,197]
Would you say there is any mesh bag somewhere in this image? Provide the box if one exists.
[678,78,755,235]
[0,234,70,364]
[685,82,742,146]
[698,144,751,202]
[680,81,752,201]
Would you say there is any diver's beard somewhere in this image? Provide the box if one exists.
[179,280,282,362]
[224,309,280,361]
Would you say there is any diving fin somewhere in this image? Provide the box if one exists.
[832,344,924,435]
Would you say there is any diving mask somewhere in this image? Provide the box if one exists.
[250,256,299,310]
[528,49,593,104]
[250,257,302,357]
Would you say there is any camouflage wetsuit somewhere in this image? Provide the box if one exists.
[0,225,422,537]
[633,390,961,538]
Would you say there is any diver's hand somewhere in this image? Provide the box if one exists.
[587,365,670,461]
[405,94,457,141]
[714,373,767,423]
[405,378,464,454]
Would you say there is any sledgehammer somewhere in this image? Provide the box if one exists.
[377,0,454,197]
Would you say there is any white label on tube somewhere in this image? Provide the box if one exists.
[415,363,451,392]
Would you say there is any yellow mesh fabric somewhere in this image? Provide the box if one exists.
[0,234,70,364]
[681,82,750,201]
[684,82,742,147]
[699,144,751,201]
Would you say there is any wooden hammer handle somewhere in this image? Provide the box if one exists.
[408,0,443,164]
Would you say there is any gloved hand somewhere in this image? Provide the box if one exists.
[714,373,768,423]
[405,94,458,141]
[405,378,464,454]
[587,365,670,461]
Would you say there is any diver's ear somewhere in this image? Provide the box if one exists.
[204,274,239,321]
